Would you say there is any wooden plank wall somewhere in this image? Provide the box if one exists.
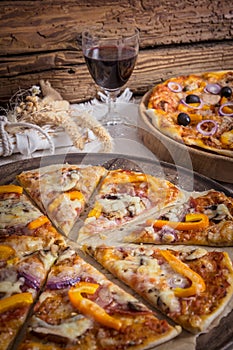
[0,0,233,105]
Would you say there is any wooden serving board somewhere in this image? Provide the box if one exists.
[138,90,233,184]
[0,153,232,350]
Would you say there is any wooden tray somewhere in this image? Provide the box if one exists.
[0,153,232,350]
[138,90,233,183]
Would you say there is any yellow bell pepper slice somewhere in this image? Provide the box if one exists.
[0,245,16,260]
[87,202,102,218]
[0,185,23,194]
[220,96,228,105]
[160,250,206,297]
[68,190,85,202]
[27,215,50,230]
[220,130,233,146]
[68,282,122,330]
[48,191,84,213]
[178,103,203,113]
[102,170,147,185]
[188,114,203,123]
[150,213,209,231]
[0,292,33,313]
[178,103,189,113]
[222,105,233,115]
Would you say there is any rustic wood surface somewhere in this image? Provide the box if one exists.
[0,0,233,104]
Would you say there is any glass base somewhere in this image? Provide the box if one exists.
[104,121,137,138]
[101,111,132,127]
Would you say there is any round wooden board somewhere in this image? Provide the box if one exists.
[138,90,233,183]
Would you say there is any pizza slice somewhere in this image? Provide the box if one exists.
[18,247,181,350]
[84,244,233,334]
[78,168,187,239]
[0,244,58,350]
[17,164,107,236]
[124,189,233,246]
[0,184,66,253]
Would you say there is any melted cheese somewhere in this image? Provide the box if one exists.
[216,203,233,219]
[0,198,41,228]
[98,194,144,218]
[111,253,182,313]
[39,170,80,192]
[32,315,92,340]
[159,290,181,313]
[0,279,24,297]
[0,237,46,257]
[38,291,55,304]
[57,248,76,262]
[40,251,57,271]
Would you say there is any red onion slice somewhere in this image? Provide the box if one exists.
[181,98,203,109]
[160,226,177,243]
[196,120,218,136]
[18,271,41,290]
[168,81,182,93]
[47,276,81,290]
[204,83,221,95]
[219,102,233,117]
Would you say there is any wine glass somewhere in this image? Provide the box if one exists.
[82,25,139,127]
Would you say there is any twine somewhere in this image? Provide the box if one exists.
[0,115,55,157]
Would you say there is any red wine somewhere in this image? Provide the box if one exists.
[84,45,137,90]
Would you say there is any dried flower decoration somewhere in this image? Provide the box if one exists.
[30,85,41,96]
[3,80,113,153]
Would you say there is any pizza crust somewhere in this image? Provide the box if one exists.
[147,108,233,158]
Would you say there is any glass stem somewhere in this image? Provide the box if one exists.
[100,88,123,126]
[107,90,118,117]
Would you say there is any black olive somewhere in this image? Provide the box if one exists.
[104,194,118,200]
[220,86,232,98]
[207,205,218,210]
[185,94,200,104]
[177,112,191,126]
[139,258,144,265]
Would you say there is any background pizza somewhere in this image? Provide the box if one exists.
[146,71,233,158]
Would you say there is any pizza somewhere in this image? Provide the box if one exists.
[0,184,66,251]
[78,168,187,239]
[17,164,107,236]
[146,70,233,157]
[84,244,233,334]
[18,247,181,350]
[124,189,233,246]
[0,162,233,349]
